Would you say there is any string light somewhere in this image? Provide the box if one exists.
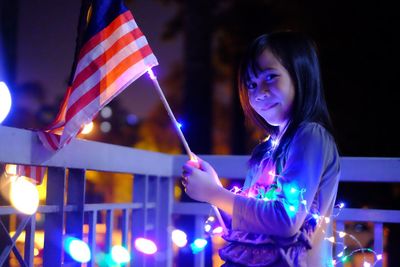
[111,245,130,264]
[0,81,12,124]
[172,229,188,248]
[64,237,91,263]
[134,237,157,255]
[197,138,382,267]
[217,178,382,267]
[190,238,207,254]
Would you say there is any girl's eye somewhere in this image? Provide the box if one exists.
[265,74,278,82]
[247,82,257,90]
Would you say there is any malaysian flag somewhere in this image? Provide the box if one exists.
[11,0,158,183]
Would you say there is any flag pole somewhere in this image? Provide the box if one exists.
[147,69,228,235]
[147,69,193,160]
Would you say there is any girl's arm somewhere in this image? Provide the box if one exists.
[231,123,340,237]
[183,123,340,237]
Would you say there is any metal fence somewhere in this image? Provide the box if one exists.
[1,125,399,267]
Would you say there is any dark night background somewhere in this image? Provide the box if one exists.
[1,0,399,266]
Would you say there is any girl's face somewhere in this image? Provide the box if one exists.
[247,48,295,133]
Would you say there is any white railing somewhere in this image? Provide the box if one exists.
[0,125,399,267]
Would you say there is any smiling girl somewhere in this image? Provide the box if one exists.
[182,31,340,267]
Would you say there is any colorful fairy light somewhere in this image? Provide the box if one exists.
[221,179,382,267]
[81,121,94,134]
[172,229,188,248]
[134,237,157,255]
[0,81,12,124]
[190,238,207,254]
[64,237,91,263]
[196,138,381,267]
[9,176,39,215]
[111,245,130,264]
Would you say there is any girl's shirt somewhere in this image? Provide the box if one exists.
[220,122,340,267]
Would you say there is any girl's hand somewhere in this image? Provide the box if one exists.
[182,156,222,203]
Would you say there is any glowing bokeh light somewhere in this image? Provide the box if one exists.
[5,164,17,175]
[64,237,91,263]
[100,121,111,133]
[134,238,157,255]
[376,254,382,260]
[363,262,371,267]
[10,176,39,215]
[212,226,223,234]
[171,229,188,248]
[0,82,12,124]
[190,238,207,254]
[100,106,112,119]
[81,122,94,134]
[111,245,130,264]
[33,248,39,256]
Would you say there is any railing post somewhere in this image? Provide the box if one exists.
[105,210,114,254]
[43,167,66,267]
[24,215,36,267]
[374,223,383,267]
[65,168,86,266]
[155,176,173,267]
[147,175,158,267]
[132,174,148,267]
[194,215,205,267]
[87,211,97,267]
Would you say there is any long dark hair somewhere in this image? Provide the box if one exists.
[238,31,334,166]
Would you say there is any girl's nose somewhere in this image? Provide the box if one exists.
[255,87,269,101]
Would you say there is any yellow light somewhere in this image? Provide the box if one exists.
[10,176,39,215]
[174,184,182,200]
[34,248,39,256]
[339,231,346,238]
[81,122,94,134]
[5,164,17,175]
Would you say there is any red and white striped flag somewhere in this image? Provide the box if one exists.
[41,0,158,150]
[11,0,158,183]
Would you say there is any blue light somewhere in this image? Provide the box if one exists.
[190,238,207,254]
[0,82,12,124]
[64,237,91,263]
[176,121,183,129]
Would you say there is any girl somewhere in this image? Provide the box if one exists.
[182,31,340,266]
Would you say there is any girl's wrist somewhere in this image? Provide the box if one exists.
[208,186,235,215]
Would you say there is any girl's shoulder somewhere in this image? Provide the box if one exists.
[294,122,335,143]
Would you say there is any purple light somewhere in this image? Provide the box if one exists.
[212,226,223,234]
[147,68,156,80]
[134,237,157,255]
